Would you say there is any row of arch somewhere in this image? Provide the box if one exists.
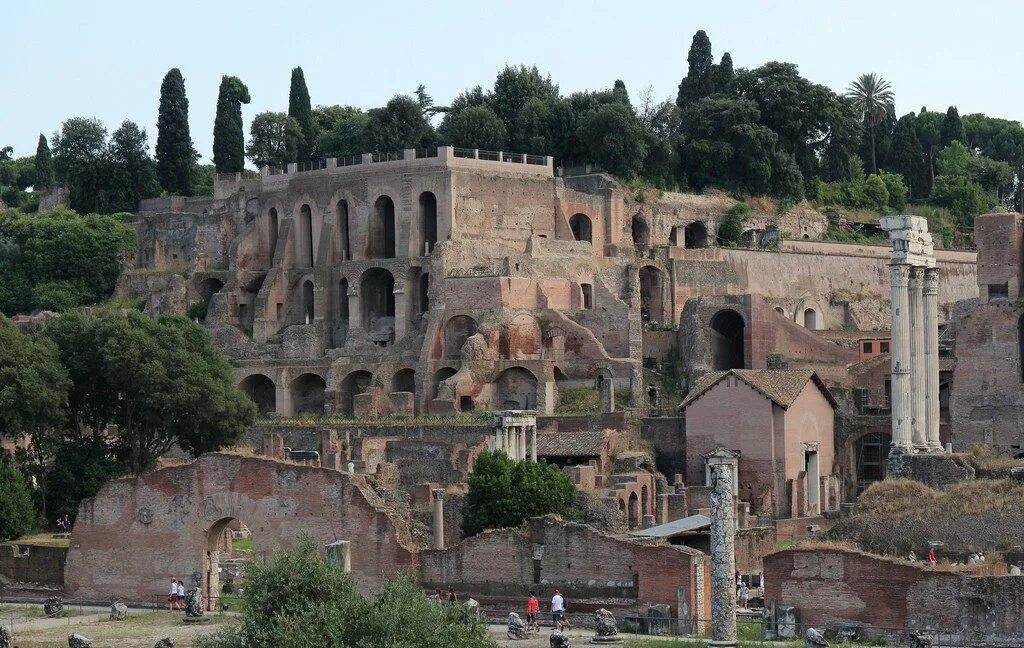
[268,191,438,268]
[632,216,710,249]
[293,268,429,335]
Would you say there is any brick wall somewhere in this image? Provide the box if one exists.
[0,544,67,585]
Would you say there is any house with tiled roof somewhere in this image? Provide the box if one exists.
[679,369,840,520]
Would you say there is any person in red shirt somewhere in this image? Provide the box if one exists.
[927,547,937,565]
[526,591,540,631]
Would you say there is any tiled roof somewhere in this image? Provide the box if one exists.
[679,369,836,411]
[536,429,607,457]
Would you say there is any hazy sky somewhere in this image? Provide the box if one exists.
[6,0,1024,164]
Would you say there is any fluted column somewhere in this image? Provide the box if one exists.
[908,267,927,450]
[517,426,527,460]
[923,268,942,450]
[530,425,538,462]
[708,464,737,647]
[890,264,913,453]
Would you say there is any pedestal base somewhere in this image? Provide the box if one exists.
[182,616,211,624]
[590,636,623,644]
[706,641,738,647]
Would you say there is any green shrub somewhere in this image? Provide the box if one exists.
[879,172,908,211]
[0,461,36,541]
[717,202,749,246]
[186,300,208,322]
[555,387,600,414]
[863,174,889,212]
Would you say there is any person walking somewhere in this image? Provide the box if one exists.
[177,580,186,609]
[168,579,179,611]
[927,547,937,566]
[551,589,571,631]
[447,587,458,607]
[526,591,540,632]
[738,584,749,609]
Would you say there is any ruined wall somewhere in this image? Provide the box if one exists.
[420,528,534,592]
[65,454,418,602]
[0,544,67,586]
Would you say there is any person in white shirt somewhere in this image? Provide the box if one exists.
[177,580,186,609]
[168,580,179,611]
[550,589,571,630]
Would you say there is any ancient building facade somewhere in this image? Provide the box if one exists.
[118,146,978,421]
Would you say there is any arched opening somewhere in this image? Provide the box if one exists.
[460,396,475,412]
[433,367,457,400]
[301,279,314,324]
[371,195,396,259]
[710,309,745,370]
[581,283,593,309]
[291,373,326,414]
[684,221,709,249]
[418,273,430,316]
[419,192,437,255]
[774,306,786,317]
[641,484,649,519]
[803,308,819,330]
[205,517,258,611]
[199,278,224,309]
[239,374,276,415]
[856,431,891,493]
[444,315,478,359]
[1018,315,1024,381]
[391,368,416,395]
[336,200,351,261]
[495,367,537,410]
[339,370,373,416]
[628,492,639,529]
[618,499,626,521]
[639,266,664,322]
[632,215,649,248]
[360,268,395,342]
[298,204,314,267]
[570,213,592,243]
[268,208,279,261]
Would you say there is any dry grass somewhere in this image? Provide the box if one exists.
[5,533,70,548]
[966,445,1024,472]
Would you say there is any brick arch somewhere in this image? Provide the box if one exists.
[64,454,417,604]
[327,188,358,262]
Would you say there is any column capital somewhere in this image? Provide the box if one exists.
[890,264,911,286]
[923,267,939,293]
[908,265,923,284]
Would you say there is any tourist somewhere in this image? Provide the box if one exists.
[447,587,457,606]
[526,590,540,631]
[738,584,749,609]
[906,550,917,562]
[735,569,742,593]
[978,551,986,563]
[168,579,179,611]
[927,547,937,566]
[551,589,570,630]
[177,580,186,608]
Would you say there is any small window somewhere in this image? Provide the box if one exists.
[581,283,593,309]
[460,396,474,411]
[990,283,1009,301]
[880,341,890,353]
[238,303,247,319]
[863,341,873,354]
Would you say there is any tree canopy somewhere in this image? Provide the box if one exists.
[0,460,35,542]
[288,67,317,162]
[155,68,195,195]
[461,450,576,537]
[247,112,301,169]
[213,76,251,173]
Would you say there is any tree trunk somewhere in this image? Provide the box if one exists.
[870,126,878,175]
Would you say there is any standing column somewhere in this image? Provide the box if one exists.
[908,267,928,451]
[393,281,407,341]
[530,425,538,462]
[708,463,737,647]
[923,267,942,450]
[347,285,361,332]
[431,489,445,550]
[890,264,914,453]
[517,426,527,460]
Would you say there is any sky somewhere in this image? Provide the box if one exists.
[5,0,1024,164]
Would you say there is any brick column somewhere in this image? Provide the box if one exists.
[908,267,928,450]
[923,267,942,450]
[890,264,913,453]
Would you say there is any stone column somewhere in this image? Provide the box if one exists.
[908,267,928,450]
[889,264,913,453]
[347,285,361,332]
[431,489,445,550]
[708,463,737,647]
[518,426,527,460]
[393,281,407,340]
[530,425,538,462]
[923,268,942,451]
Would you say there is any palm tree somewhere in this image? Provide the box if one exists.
[847,73,895,174]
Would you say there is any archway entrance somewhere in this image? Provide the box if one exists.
[495,367,537,409]
[239,374,276,415]
[291,373,326,414]
[803,308,819,330]
[628,492,639,529]
[419,192,437,255]
[570,213,592,243]
[360,268,395,343]
[444,315,478,359]
[340,370,373,416]
[639,266,664,322]
[856,431,891,494]
[371,196,396,259]
[710,309,745,370]
[632,215,649,248]
[433,367,457,400]
[684,221,709,248]
[205,517,259,611]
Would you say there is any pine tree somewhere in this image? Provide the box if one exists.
[940,106,966,148]
[288,67,316,162]
[713,53,734,94]
[35,134,52,189]
[676,30,715,107]
[155,68,195,195]
[212,75,251,173]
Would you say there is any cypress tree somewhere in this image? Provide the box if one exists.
[612,80,631,107]
[889,114,927,199]
[288,67,316,162]
[212,75,251,173]
[35,134,52,189]
[940,106,966,148]
[713,52,734,93]
[676,30,714,107]
[156,68,194,194]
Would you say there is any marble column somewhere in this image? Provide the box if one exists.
[889,264,914,453]
[431,489,445,550]
[708,464,737,647]
[908,267,928,450]
[923,268,942,450]
[347,285,361,331]
[530,426,538,462]
[518,426,527,460]
[393,281,407,341]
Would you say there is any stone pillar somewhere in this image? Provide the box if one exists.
[708,463,737,647]
[923,268,942,451]
[393,281,407,340]
[347,285,361,331]
[908,267,927,450]
[518,426,527,460]
[530,425,537,462]
[889,264,914,453]
[431,489,445,550]
[325,540,351,572]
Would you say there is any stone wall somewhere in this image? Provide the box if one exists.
[640,417,686,480]
[65,454,418,603]
[0,544,67,586]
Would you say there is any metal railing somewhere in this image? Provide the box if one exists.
[297,159,327,172]
[254,412,492,428]
[336,154,363,167]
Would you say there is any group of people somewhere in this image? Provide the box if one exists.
[906,547,939,565]
[166,579,187,610]
[524,589,572,632]
[55,515,72,534]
